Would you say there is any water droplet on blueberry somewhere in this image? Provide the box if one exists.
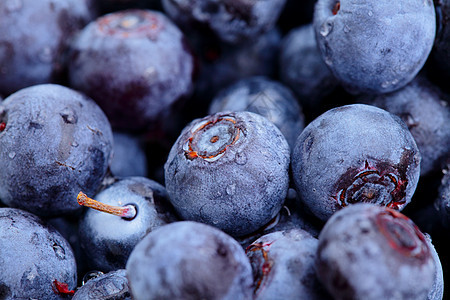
[82,271,104,285]
[235,151,247,165]
[226,184,236,195]
[320,21,333,37]
[52,242,66,260]
[8,152,15,159]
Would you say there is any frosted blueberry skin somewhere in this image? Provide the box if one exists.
[313,0,436,95]
[291,104,421,222]
[0,208,77,300]
[68,9,194,132]
[0,84,113,217]
[72,269,131,300]
[208,76,304,148]
[164,111,290,237]
[0,0,97,97]
[425,234,445,300]
[110,131,148,178]
[79,176,178,272]
[126,221,253,300]
[246,229,331,300]
[316,204,436,300]
[162,0,287,44]
[360,76,450,176]
[279,24,337,109]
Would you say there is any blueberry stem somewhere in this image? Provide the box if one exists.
[77,191,136,219]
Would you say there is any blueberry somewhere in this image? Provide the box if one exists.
[235,188,323,249]
[360,76,450,176]
[68,9,195,132]
[164,111,290,236]
[315,204,436,299]
[208,76,305,148]
[126,221,253,300]
[0,0,97,96]
[291,104,421,221]
[77,176,178,272]
[72,269,131,300]
[279,23,337,110]
[0,208,77,300]
[313,0,436,94]
[432,0,450,79]
[0,84,113,217]
[246,229,331,299]
[110,131,148,178]
[192,28,282,115]
[424,233,445,300]
[161,0,287,44]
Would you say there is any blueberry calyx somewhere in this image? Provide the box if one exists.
[52,279,75,296]
[97,10,162,39]
[332,1,340,15]
[334,159,408,209]
[246,241,275,294]
[374,209,430,262]
[183,115,242,162]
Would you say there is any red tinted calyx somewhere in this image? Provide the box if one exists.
[97,10,161,39]
[246,241,275,294]
[184,116,241,162]
[375,209,430,261]
[332,2,340,15]
[334,160,408,209]
[52,279,75,296]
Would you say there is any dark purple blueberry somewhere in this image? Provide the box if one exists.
[162,0,287,44]
[0,0,97,97]
[110,131,148,178]
[164,111,290,236]
[0,208,77,300]
[291,104,421,221]
[0,84,113,217]
[68,9,194,132]
[246,229,331,299]
[360,76,450,176]
[72,269,131,300]
[192,27,282,115]
[126,221,253,300]
[314,0,436,94]
[78,176,178,272]
[208,76,305,148]
[276,0,315,33]
[432,0,450,79]
[279,23,337,111]
[316,204,436,300]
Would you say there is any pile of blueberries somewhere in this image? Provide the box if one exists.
[1,0,449,299]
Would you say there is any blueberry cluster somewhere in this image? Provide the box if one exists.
[0,1,449,299]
